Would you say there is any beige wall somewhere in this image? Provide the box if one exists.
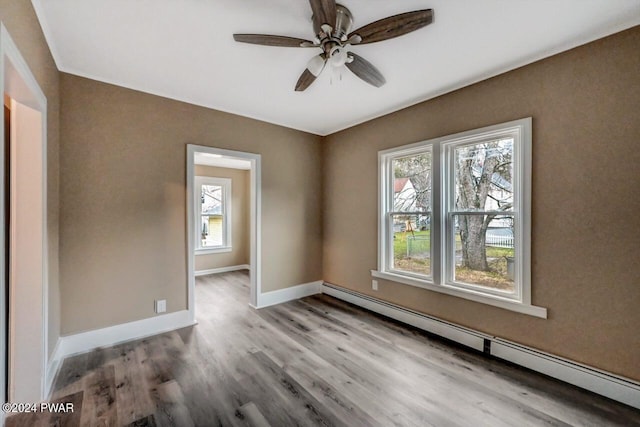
[59,73,323,334]
[194,165,249,271]
[10,0,637,385]
[0,0,61,357]
[323,26,640,381]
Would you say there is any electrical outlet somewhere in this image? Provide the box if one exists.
[372,280,378,291]
[155,299,167,313]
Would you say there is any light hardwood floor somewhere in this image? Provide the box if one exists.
[7,271,640,426]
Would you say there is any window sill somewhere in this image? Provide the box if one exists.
[195,247,232,255]
[371,270,547,318]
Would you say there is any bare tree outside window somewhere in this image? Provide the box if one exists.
[454,139,515,290]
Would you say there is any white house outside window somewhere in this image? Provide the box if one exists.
[374,118,546,318]
[195,176,232,253]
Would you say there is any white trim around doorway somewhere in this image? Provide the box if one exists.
[0,23,49,405]
[187,145,262,317]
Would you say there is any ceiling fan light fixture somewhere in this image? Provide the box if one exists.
[345,34,362,46]
[329,46,349,68]
[307,54,326,76]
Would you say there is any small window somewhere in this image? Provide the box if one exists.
[375,118,546,318]
[194,176,231,253]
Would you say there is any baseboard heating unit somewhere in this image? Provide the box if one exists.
[321,282,640,410]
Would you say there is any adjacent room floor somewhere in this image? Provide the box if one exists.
[8,271,640,426]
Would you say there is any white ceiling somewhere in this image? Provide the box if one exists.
[32,0,640,136]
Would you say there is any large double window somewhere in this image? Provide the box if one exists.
[194,176,232,253]
[375,118,546,317]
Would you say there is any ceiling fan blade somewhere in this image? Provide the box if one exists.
[348,9,433,45]
[309,0,337,34]
[296,54,327,91]
[233,34,315,48]
[345,52,386,88]
[295,69,319,92]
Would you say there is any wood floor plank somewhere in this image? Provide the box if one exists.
[148,380,194,427]
[235,402,271,427]
[125,414,157,427]
[9,271,639,426]
[137,336,174,390]
[160,328,247,426]
[113,342,156,425]
[48,390,84,427]
[235,350,339,427]
[273,356,383,427]
[81,364,118,426]
[52,351,89,396]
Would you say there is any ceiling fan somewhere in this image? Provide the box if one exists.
[233,1,433,91]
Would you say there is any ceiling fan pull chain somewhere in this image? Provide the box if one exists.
[329,66,343,86]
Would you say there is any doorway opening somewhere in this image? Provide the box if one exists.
[186,145,261,321]
[0,24,49,405]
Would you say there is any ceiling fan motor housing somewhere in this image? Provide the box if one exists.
[312,3,353,40]
[315,4,353,57]
[333,5,354,40]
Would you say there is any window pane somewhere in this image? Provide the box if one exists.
[392,213,431,276]
[392,151,431,212]
[201,184,224,247]
[201,185,222,215]
[201,215,223,247]
[453,214,514,292]
[454,139,513,212]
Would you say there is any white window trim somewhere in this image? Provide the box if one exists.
[375,118,547,318]
[194,176,232,254]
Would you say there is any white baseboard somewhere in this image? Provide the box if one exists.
[46,310,196,398]
[61,310,196,357]
[257,280,323,309]
[195,264,249,276]
[45,338,64,398]
[322,282,640,410]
